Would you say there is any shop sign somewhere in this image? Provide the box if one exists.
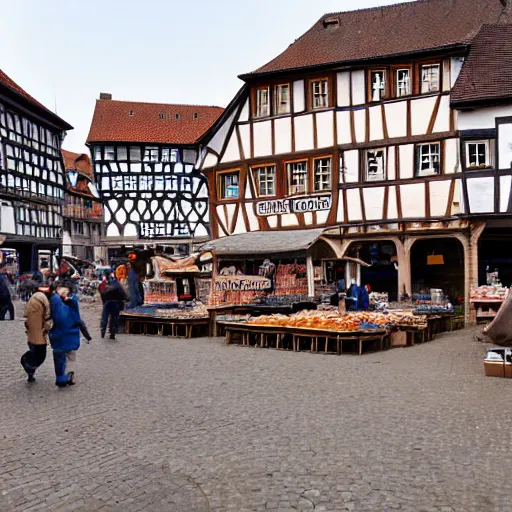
[214,275,271,292]
[256,196,331,216]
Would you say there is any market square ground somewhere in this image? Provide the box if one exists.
[1,302,512,512]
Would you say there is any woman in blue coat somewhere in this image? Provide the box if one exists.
[49,285,84,387]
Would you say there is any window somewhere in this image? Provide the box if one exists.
[175,113,180,120]
[117,146,128,160]
[104,146,115,161]
[93,146,101,161]
[274,84,290,115]
[162,148,179,163]
[365,149,386,181]
[194,113,199,119]
[466,140,492,169]
[396,69,411,97]
[255,87,270,118]
[219,172,239,199]
[129,146,141,161]
[416,143,441,176]
[421,64,440,94]
[287,161,308,195]
[144,147,159,162]
[129,110,135,116]
[311,79,329,109]
[371,71,387,102]
[253,165,276,197]
[314,158,331,191]
[159,113,166,120]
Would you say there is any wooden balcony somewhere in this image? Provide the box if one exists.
[63,203,103,221]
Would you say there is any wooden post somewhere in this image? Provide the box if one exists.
[306,253,315,298]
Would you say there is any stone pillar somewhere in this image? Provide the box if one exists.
[465,222,486,324]
[306,253,315,298]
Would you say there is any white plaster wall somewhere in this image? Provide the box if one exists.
[316,111,334,148]
[442,60,451,93]
[316,210,330,225]
[344,150,359,183]
[238,124,251,159]
[400,183,425,218]
[239,98,250,122]
[293,80,305,113]
[62,231,72,254]
[501,176,511,213]
[369,105,384,141]
[281,213,299,227]
[363,187,385,221]
[225,204,236,229]
[337,72,351,107]
[245,204,259,231]
[336,111,352,144]
[346,188,363,221]
[208,109,236,155]
[294,115,314,152]
[450,57,464,88]
[385,102,407,139]
[433,95,450,133]
[216,205,228,232]
[202,152,219,169]
[351,70,366,105]
[444,138,460,174]
[0,202,15,233]
[253,120,272,157]
[233,212,246,235]
[268,216,278,228]
[399,144,414,179]
[411,96,437,136]
[354,109,366,143]
[388,146,396,180]
[221,132,241,163]
[458,105,512,130]
[337,195,345,223]
[429,180,451,217]
[387,186,398,219]
[499,123,512,169]
[274,117,292,155]
[467,177,494,213]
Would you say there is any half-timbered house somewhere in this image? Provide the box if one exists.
[198,0,512,321]
[87,94,223,256]
[0,69,72,273]
[61,150,104,262]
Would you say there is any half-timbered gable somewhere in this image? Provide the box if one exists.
[198,0,512,239]
[87,94,223,247]
[0,69,72,272]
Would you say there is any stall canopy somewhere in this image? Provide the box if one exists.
[200,229,326,257]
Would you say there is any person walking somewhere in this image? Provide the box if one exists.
[20,285,52,382]
[49,283,87,387]
[127,266,143,309]
[100,271,127,340]
[0,272,15,320]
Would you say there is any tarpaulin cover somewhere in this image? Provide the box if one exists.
[485,293,512,346]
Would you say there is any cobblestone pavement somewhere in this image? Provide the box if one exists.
[1,302,512,512]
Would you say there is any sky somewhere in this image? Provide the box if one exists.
[1,0,400,154]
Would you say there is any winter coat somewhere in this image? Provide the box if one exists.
[49,294,81,352]
[100,279,128,304]
[24,292,51,345]
[0,275,11,307]
[128,270,143,308]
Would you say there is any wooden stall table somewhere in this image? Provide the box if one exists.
[121,312,209,339]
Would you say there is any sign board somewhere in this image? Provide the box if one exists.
[256,196,331,217]
[213,275,271,292]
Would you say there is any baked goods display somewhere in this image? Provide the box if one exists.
[247,310,427,331]
[470,285,508,301]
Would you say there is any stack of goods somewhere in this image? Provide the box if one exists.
[261,294,311,306]
[274,264,308,296]
[216,314,251,323]
[470,285,508,302]
[247,310,427,332]
[414,304,453,314]
[155,301,208,319]
[370,292,388,305]
[143,280,178,304]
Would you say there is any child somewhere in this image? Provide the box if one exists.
[49,283,88,387]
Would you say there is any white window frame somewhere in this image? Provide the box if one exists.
[144,147,159,162]
[287,160,308,196]
[365,149,387,182]
[274,84,290,115]
[219,171,239,199]
[311,79,329,109]
[396,68,411,97]
[421,64,440,94]
[313,157,332,192]
[253,165,276,197]
[416,143,441,177]
[104,146,115,161]
[371,70,387,102]
[255,87,270,118]
[465,140,491,169]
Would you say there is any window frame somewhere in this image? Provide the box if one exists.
[369,69,388,103]
[420,63,441,95]
[465,140,493,169]
[393,66,412,98]
[364,148,387,182]
[252,164,277,198]
[217,170,240,201]
[274,83,291,116]
[308,78,330,110]
[415,142,442,177]
[313,156,332,192]
[286,159,309,196]
[253,86,270,118]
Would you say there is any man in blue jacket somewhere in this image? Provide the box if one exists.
[49,283,87,387]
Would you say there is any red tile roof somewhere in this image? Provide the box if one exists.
[0,69,72,130]
[451,24,512,106]
[62,149,93,178]
[241,0,512,78]
[86,99,224,145]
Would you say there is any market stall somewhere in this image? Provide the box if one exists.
[470,285,509,322]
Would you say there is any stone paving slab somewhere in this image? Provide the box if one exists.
[0,302,511,511]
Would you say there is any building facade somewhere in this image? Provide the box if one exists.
[87,94,223,256]
[61,150,104,262]
[0,69,72,272]
[198,0,512,321]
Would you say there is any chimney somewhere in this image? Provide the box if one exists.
[99,92,112,100]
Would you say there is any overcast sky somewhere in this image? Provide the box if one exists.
[1,0,400,153]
